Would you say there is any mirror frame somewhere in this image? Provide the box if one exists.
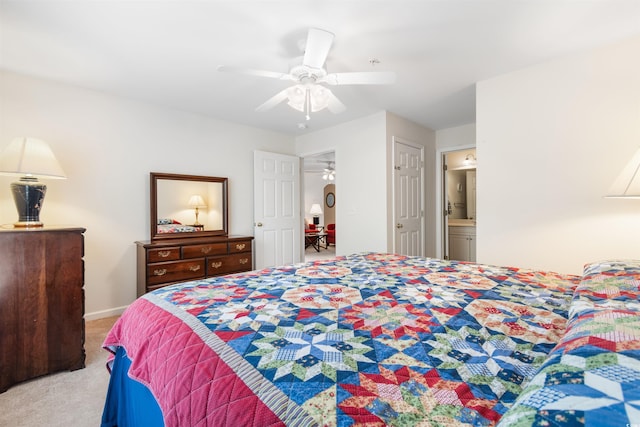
[150,172,228,241]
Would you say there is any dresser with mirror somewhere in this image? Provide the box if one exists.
[135,172,253,296]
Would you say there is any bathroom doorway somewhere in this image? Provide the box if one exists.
[442,149,476,262]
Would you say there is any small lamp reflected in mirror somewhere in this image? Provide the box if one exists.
[309,203,323,225]
[0,137,66,227]
[188,194,207,225]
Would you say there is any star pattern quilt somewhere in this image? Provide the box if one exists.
[497,260,640,426]
[104,253,585,426]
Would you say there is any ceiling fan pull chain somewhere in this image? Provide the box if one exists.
[305,88,311,121]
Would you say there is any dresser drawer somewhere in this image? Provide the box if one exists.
[148,247,181,262]
[182,243,227,259]
[207,253,252,276]
[147,259,206,285]
[229,239,252,254]
[137,236,254,297]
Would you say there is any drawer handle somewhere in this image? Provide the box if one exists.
[201,247,212,254]
[239,258,249,265]
[153,268,167,276]
[189,265,201,272]
[235,243,246,251]
[211,261,223,269]
[158,250,172,258]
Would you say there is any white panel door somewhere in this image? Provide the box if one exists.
[254,150,300,269]
[393,139,424,256]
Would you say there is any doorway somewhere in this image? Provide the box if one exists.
[441,148,477,262]
[303,151,336,262]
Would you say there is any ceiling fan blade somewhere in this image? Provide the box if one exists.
[326,91,346,114]
[217,65,291,80]
[321,71,397,85]
[303,28,334,69]
[255,89,289,112]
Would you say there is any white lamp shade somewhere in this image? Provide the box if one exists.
[606,147,640,198]
[188,194,207,208]
[309,203,323,215]
[286,85,331,113]
[0,137,66,179]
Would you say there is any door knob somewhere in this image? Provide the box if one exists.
[256,222,263,227]
[396,223,403,229]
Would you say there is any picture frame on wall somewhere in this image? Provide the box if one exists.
[326,192,335,208]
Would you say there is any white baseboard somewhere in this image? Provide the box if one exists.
[85,305,128,321]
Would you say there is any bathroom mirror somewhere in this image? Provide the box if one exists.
[446,168,476,220]
[150,172,228,240]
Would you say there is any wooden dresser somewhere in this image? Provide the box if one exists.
[0,226,86,393]
[136,235,253,296]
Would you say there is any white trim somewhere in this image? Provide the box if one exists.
[435,144,476,259]
[85,305,128,321]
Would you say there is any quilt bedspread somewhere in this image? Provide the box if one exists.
[497,260,640,426]
[104,253,581,426]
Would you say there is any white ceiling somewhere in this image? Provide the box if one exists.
[304,151,335,174]
[2,1,640,136]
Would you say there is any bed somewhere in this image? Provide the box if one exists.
[101,253,640,426]
[157,218,199,234]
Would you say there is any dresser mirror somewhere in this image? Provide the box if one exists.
[150,172,228,240]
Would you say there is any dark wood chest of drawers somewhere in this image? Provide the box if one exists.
[136,235,253,296]
[0,226,86,393]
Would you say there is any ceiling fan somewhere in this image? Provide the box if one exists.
[218,28,396,120]
[323,162,336,181]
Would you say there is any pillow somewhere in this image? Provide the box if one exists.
[570,260,640,318]
[158,218,182,225]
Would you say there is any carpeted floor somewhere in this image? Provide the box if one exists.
[0,316,119,427]
[304,243,335,262]
[0,251,334,426]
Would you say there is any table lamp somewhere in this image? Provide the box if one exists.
[605,147,640,198]
[309,203,323,225]
[0,137,66,227]
[188,194,207,225]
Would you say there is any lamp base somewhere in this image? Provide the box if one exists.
[13,221,44,228]
[11,177,47,228]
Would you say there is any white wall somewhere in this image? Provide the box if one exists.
[476,35,640,275]
[296,111,435,257]
[436,123,476,151]
[296,112,388,255]
[0,70,295,319]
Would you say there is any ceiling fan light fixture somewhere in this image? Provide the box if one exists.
[220,27,395,120]
[286,84,332,120]
[323,171,335,181]
[309,85,330,111]
[286,85,306,112]
[322,162,336,181]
